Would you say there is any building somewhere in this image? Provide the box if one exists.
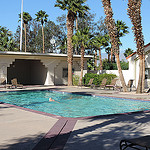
[127,43,150,88]
[0,51,92,85]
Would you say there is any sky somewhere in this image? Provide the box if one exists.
[0,0,150,55]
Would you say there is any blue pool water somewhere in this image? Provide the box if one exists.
[0,90,150,118]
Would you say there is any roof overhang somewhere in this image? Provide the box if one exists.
[0,51,93,59]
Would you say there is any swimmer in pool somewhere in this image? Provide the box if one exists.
[49,98,59,103]
[49,98,55,101]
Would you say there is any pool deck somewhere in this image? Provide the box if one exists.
[0,86,150,150]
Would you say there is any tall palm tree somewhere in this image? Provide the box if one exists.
[72,27,90,85]
[105,46,111,62]
[101,0,127,92]
[19,12,32,52]
[35,10,48,53]
[55,0,90,86]
[90,35,109,71]
[109,20,129,62]
[116,20,129,40]
[96,35,109,71]
[89,37,98,70]
[127,0,145,93]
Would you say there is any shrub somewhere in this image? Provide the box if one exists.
[102,58,129,70]
[73,75,80,86]
[83,73,117,86]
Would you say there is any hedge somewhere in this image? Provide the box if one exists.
[83,73,117,86]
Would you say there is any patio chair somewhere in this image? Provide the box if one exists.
[127,79,134,91]
[0,77,6,85]
[11,78,23,88]
[87,78,94,86]
[120,135,150,150]
[99,78,107,89]
[105,79,118,90]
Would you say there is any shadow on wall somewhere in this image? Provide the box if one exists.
[7,59,47,85]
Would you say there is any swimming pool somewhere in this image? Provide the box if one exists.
[0,90,150,118]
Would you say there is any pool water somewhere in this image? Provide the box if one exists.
[0,90,150,118]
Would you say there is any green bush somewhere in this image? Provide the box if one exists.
[73,75,80,86]
[102,58,129,70]
[83,73,117,86]
[120,60,129,70]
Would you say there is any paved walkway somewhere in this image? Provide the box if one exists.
[0,86,150,150]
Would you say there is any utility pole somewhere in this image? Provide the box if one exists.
[20,0,23,52]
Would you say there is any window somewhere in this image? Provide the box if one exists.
[62,68,74,78]
[63,68,68,78]
[145,68,150,79]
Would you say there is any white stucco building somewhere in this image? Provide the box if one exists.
[126,43,150,88]
[102,43,150,89]
[0,51,92,85]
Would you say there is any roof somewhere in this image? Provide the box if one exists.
[0,51,93,59]
[126,52,136,60]
[126,42,150,59]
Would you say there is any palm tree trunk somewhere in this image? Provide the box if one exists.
[95,49,97,71]
[136,55,144,93]
[76,16,78,31]
[127,0,145,93]
[42,24,45,53]
[108,52,110,62]
[101,0,127,92]
[142,54,145,93]
[24,23,27,52]
[111,46,113,62]
[67,11,74,86]
[116,54,128,92]
[79,44,84,86]
[99,48,103,71]
[74,15,78,55]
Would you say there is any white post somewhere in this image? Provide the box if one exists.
[20,0,23,52]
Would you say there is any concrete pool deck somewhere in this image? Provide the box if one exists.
[0,86,150,150]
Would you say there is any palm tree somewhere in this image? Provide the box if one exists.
[90,35,109,72]
[116,20,129,40]
[19,12,32,52]
[105,46,111,62]
[72,27,90,85]
[109,20,129,62]
[96,35,109,71]
[101,0,127,92]
[127,0,145,93]
[89,37,98,70]
[124,48,134,58]
[35,10,48,53]
[55,0,90,86]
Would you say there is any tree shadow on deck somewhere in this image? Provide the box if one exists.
[64,112,150,150]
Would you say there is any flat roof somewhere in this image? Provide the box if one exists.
[0,51,93,59]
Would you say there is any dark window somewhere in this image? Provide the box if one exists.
[63,68,68,77]
[145,68,150,79]
[62,68,74,78]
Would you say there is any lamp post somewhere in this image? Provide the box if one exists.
[50,37,55,53]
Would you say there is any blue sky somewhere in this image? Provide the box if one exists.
[0,0,150,54]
